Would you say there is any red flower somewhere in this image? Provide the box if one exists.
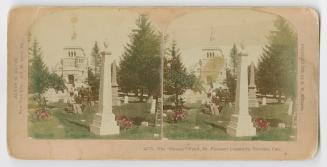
[254,118,269,130]
[38,111,49,119]
[117,116,133,129]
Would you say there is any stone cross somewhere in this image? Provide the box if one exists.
[90,50,119,135]
[248,62,258,108]
[111,60,121,106]
[227,53,256,137]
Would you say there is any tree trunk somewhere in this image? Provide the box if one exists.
[139,89,144,102]
[154,96,158,126]
[278,91,282,103]
[133,89,138,97]
[175,93,179,108]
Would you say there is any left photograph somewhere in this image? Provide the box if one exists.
[28,9,163,139]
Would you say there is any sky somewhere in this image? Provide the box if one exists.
[30,8,280,72]
[166,9,277,70]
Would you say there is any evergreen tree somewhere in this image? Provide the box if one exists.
[88,68,100,100]
[88,42,101,100]
[29,39,49,95]
[118,14,161,101]
[225,68,236,102]
[29,39,66,107]
[164,41,195,106]
[48,73,66,92]
[91,41,101,76]
[225,44,239,102]
[229,43,238,74]
[257,16,297,101]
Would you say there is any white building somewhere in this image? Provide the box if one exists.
[55,46,88,88]
[198,46,226,85]
[191,28,227,89]
[191,44,226,91]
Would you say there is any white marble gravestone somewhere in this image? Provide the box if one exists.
[286,98,293,115]
[111,60,121,106]
[248,62,259,107]
[262,97,267,105]
[124,95,129,104]
[148,96,153,103]
[227,53,256,137]
[150,99,156,114]
[90,49,119,135]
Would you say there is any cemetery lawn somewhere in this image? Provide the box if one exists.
[28,99,160,139]
[163,103,296,141]
[28,97,295,141]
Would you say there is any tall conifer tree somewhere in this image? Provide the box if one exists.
[118,14,161,101]
[257,16,297,101]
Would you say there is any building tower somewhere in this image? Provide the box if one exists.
[55,16,88,88]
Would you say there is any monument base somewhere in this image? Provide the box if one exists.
[90,112,120,135]
[249,99,259,108]
[227,114,256,137]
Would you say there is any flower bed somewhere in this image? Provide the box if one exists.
[165,108,187,123]
[254,117,269,131]
[116,115,134,130]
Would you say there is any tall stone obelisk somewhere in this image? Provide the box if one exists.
[248,62,259,108]
[112,60,121,106]
[227,53,256,137]
[90,48,119,135]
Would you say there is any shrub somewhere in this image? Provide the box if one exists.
[200,107,211,115]
[116,115,134,130]
[254,117,269,131]
[165,108,187,123]
[35,108,50,120]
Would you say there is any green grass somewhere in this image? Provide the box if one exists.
[163,102,295,141]
[28,97,295,140]
[250,104,292,127]
[28,99,159,139]
[28,103,66,139]
[28,114,65,139]
[113,103,154,125]
[252,128,295,141]
[164,103,232,140]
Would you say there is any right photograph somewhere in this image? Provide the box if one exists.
[162,9,297,141]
